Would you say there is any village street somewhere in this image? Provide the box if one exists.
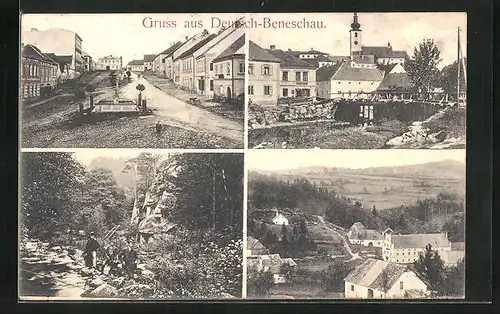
[315,216,360,261]
[21,71,243,149]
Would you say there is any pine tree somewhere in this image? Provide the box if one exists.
[414,244,445,293]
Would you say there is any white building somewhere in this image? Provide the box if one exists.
[96,55,122,71]
[347,222,384,248]
[382,228,452,264]
[127,59,144,72]
[271,208,289,226]
[344,258,429,299]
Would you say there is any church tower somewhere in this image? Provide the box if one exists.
[349,13,362,60]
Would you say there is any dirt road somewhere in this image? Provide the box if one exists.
[315,216,360,261]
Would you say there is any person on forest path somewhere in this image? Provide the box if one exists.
[120,240,138,279]
[83,232,100,269]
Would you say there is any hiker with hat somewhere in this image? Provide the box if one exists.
[119,239,138,279]
[83,232,100,269]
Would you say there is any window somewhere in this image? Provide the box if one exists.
[248,64,254,74]
[282,71,288,81]
[263,65,271,75]
[402,252,404,256]
[283,88,288,97]
[396,259,399,262]
[226,63,231,75]
[210,80,214,91]
[239,62,244,73]
[396,252,399,256]
[302,72,308,82]
[295,72,301,81]
[248,85,254,95]
[264,85,272,95]
[209,63,213,71]
[355,32,358,38]
[351,285,354,291]
[400,281,404,290]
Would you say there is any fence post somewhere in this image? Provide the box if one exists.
[137,93,142,108]
[142,99,147,112]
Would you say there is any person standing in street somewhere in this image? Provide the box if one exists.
[84,232,100,269]
[120,239,138,279]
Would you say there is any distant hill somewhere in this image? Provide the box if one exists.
[87,157,136,192]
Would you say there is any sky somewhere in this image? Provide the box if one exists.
[249,12,467,68]
[72,149,171,167]
[21,13,243,65]
[21,13,466,67]
[246,149,466,171]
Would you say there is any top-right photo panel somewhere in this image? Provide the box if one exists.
[247,12,467,149]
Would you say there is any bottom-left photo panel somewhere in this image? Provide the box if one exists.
[19,150,244,300]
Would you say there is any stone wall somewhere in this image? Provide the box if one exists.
[248,100,337,129]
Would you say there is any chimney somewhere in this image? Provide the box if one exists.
[311,47,314,51]
[288,48,291,52]
[30,28,38,32]
[185,36,188,40]
[270,45,276,50]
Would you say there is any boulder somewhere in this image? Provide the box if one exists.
[50,246,62,252]
[110,277,126,289]
[86,284,119,298]
[141,269,155,281]
[118,284,153,298]
[88,277,106,288]
[80,267,97,277]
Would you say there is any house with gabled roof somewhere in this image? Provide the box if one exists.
[382,228,452,264]
[212,34,245,99]
[246,236,268,256]
[248,41,281,106]
[266,46,317,99]
[177,33,217,91]
[194,17,245,95]
[172,30,213,85]
[21,43,60,100]
[143,54,156,71]
[127,59,144,72]
[376,63,413,93]
[152,42,183,78]
[344,258,429,299]
[316,61,384,99]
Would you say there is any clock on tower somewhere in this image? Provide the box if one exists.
[350,13,362,59]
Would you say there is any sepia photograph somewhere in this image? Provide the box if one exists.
[20,14,245,149]
[19,150,244,300]
[247,12,467,149]
[246,150,465,299]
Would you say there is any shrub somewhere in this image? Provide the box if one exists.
[74,88,86,99]
[247,269,274,297]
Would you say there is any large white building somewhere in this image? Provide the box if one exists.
[96,55,122,71]
[21,28,84,79]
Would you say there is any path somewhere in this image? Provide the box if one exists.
[315,216,360,261]
[120,74,243,143]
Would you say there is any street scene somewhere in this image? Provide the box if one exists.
[20,14,245,148]
[246,150,465,299]
[19,151,244,299]
[247,13,466,149]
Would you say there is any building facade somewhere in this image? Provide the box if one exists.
[212,35,245,99]
[143,54,156,71]
[172,31,212,84]
[344,259,428,299]
[127,59,144,72]
[266,46,317,99]
[96,55,123,71]
[248,41,281,106]
[177,34,217,90]
[153,42,183,77]
[81,51,93,73]
[22,28,84,78]
[21,44,59,100]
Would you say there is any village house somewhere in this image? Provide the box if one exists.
[347,222,384,247]
[382,228,452,264]
[21,43,59,100]
[172,31,212,85]
[247,253,297,284]
[376,63,413,94]
[290,48,340,69]
[344,258,429,299]
[142,54,156,71]
[153,42,183,77]
[271,208,289,226]
[266,46,317,99]
[81,51,93,73]
[212,34,245,100]
[127,59,144,72]
[248,41,281,106]
[194,19,245,95]
[246,236,269,256]
[22,28,84,78]
[177,34,217,91]
[315,61,384,99]
[96,55,123,71]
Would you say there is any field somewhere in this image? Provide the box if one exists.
[278,172,463,210]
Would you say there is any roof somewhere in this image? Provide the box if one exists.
[351,229,384,241]
[212,35,245,63]
[22,44,58,65]
[143,54,156,62]
[128,59,144,65]
[439,250,465,265]
[53,55,73,64]
[350,222,365,230]
[291,49,328,56]
[316,62,384,82]
[266,49,317,69]
[391,233,450,249]
[158,41,183,59]
[247,236,267,252]
[344,258,413,291]
[282,258,297,267]
[377,72,413,91]
[362,46,409,59]
[249,41,280,63]
[328,55,350,63]
[176,34,217,60]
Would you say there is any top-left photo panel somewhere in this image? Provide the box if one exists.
[20,14,246,149]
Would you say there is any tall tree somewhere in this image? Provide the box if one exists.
[442,259,465,297]
[414,244,445,293]
[21,152,85,239]
[405,39,442,96]
[439,58,467,98]
[127,152,163,199]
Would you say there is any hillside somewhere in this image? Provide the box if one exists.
[87,157,136,194]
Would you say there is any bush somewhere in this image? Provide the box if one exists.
[74,88,86,99]
[247,269,274,297]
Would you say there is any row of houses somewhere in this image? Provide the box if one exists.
[248,13,413,106]
[127,18,246,100]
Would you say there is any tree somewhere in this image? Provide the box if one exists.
[414,244,445,293]
[21,153,85,239]
[247,269,274,297]
[405,39,442,96]
[127,152,163,201]
[439,58,466,98]
[323,259,355,292]
[442,259,465,297]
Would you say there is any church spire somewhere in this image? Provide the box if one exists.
[351,12,361,31]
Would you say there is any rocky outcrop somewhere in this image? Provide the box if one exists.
[86,284,119,298]
[118,284,154,298]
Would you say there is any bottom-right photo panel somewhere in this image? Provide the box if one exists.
[245,149,465,300]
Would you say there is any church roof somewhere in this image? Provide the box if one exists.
[362,46,409,59]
